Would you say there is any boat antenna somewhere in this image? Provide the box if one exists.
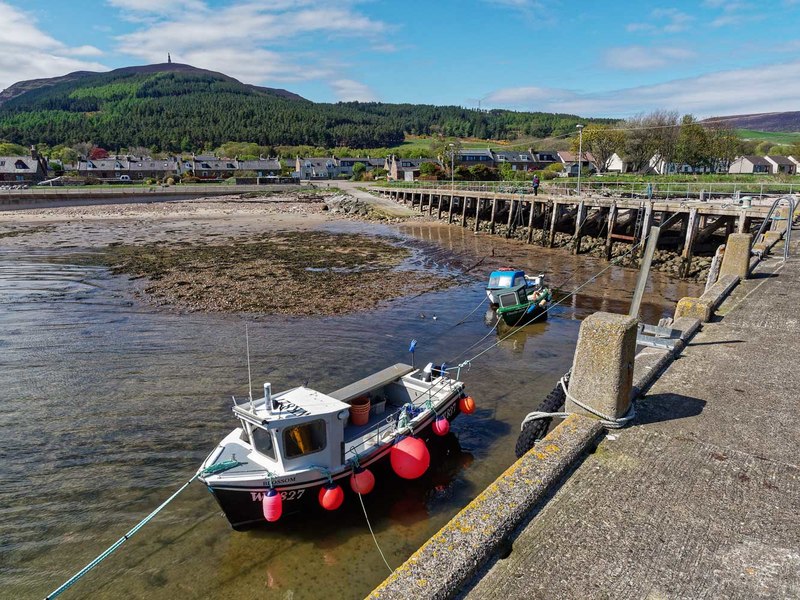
[246,323,253,406]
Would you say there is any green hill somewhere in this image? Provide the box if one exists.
[0,63,613,152]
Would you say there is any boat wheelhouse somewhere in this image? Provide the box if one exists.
[494,280,551,327]
[486,269,543,305]
[198,363,468,529]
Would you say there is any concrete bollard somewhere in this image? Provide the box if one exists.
[567,312,638,421]
[674,297,712,322]
[718,233,752,279]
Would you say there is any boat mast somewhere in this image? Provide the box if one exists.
[246,324,254,408]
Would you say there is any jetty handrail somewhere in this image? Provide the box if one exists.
[374,180,799,201]
[750,194,797,260]
[344,377,458,460]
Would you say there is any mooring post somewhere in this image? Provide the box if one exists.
[719,232,753,279]
[737,214,749,233]
[679,207,699,278]
[526,200,536,244]
[566,312,638,422]
[489,195,498,234]
[461,196,468,227]
[605,202,618,260]
[573,200,586,254]
[548,201,559,247]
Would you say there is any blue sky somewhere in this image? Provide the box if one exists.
[2,0,800,118]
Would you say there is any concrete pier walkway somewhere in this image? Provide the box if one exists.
[462,242,800,599]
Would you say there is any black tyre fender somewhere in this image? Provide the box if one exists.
[514,372,569,458]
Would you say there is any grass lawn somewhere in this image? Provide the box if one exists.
[736,129,800,145]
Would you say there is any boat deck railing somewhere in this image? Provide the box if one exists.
[343,377,461,462]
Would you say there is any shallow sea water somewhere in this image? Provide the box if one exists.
[0,218,700,599]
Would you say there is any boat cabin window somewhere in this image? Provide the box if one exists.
[283,420,326,459]
[251,426,277,461]
[489,274,515,288]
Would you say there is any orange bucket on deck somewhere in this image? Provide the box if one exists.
[349,395,371,426]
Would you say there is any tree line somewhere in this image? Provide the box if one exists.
[0,69,611,152]
[573,111,796,174]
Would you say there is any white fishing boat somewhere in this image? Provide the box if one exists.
[486,269,545,305]
[198,362,473,530]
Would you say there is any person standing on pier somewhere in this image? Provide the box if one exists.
[532,173,540,196]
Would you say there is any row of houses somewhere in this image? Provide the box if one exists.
[75,155,283,180]
[0,148,49,183]
[3,147,799,185]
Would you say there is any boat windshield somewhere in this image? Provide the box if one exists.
[284,420,327,459]
[488,274,515,288]
[251,426,277,461]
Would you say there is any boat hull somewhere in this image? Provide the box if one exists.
[205,395,463,530]
[497,302,548,327]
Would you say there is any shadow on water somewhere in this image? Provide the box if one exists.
[0,221,703,600]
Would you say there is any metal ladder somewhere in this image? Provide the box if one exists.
[632,202,645,247]
[541,201,552,245]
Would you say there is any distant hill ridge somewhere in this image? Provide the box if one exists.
[703,111,800,133]
[0,62,305,105]
[0,62,612,151]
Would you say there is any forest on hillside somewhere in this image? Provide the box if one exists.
[0,69,612,151]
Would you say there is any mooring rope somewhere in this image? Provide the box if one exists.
[454,231,650,368]
[356,489,394,575]
[520,374,635,431]
[45,460,244,599]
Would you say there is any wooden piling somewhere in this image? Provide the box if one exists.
[506,199,515,238]
[489,195,498,234]
[461,196,468,227]
[448,195,455,224]
[573,200,586,254]
[548,201,559,248]
[526,200,536,244]
[638,202,654,257]
[679,207,700,278]
[605,202,618,260]
[474,198,482,233]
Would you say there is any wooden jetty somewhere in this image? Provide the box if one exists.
[372,184,779,278]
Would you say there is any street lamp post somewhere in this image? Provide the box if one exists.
[576,124,584,196]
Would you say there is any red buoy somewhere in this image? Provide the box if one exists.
[459,395,476,415]
[318,483,345,510]
[262,488,282,522]
[390,436,430,479]
[350,467,376,495]
[432,415,450,436]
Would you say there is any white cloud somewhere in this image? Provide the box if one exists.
[106,0,206,12]
[62,45,105,57]
[0,2,106,91]
[484,59,800,118]
[330,79,378,102]
[627,9,694,34]
[112,1,388,89]
[603,45,696,71]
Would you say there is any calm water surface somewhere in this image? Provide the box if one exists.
[0,220,700,599]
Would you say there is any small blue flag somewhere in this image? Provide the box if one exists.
[408,339,418,353]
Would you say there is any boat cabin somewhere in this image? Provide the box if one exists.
[229,364,453,474]
[233,384,350,473]
[496,282,530,309]
[487,270,527,291]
